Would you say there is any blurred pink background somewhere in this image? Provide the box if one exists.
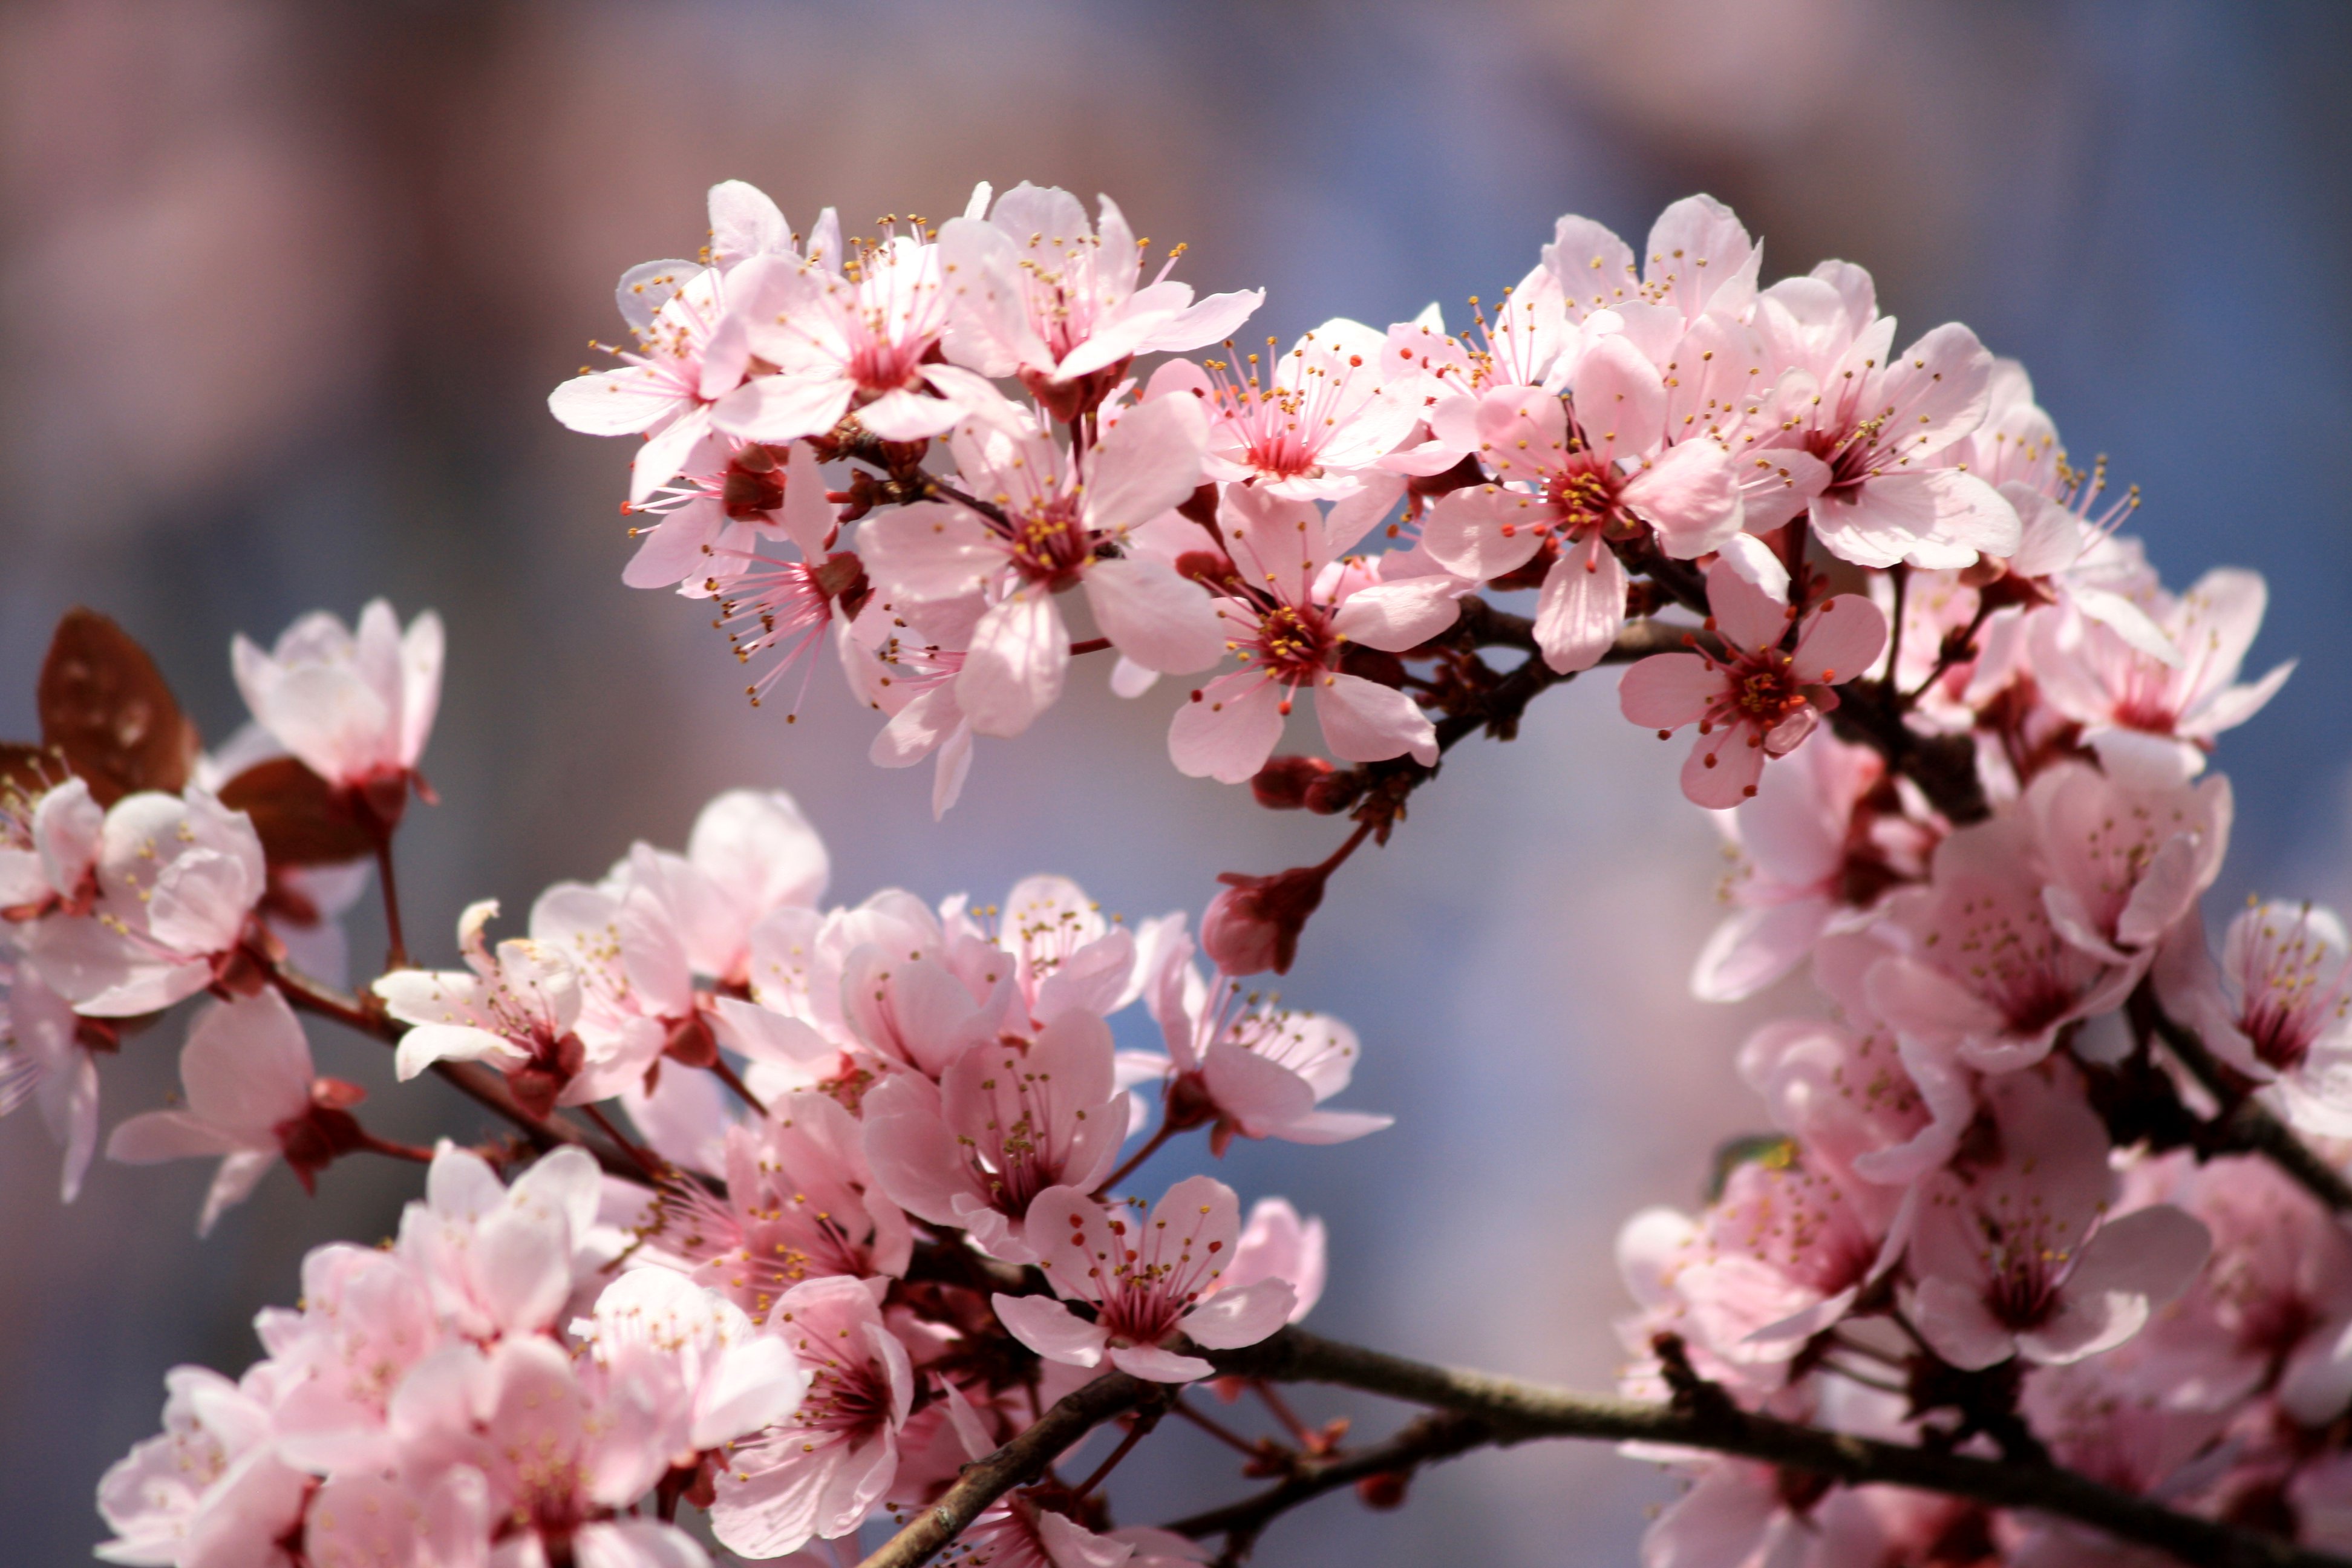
[4,2,2350,1561]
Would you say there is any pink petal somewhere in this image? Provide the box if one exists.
[1182,1278,1295,1349]
[1532,536,1626,674]
[1083,558,1224,675]
[1702,556,1790,653]
[1328,578,1460,653]
[1169,672,1285,784]
[1790,593,1887,685]
[1679,728,1767,808]
[1314,673,1437,765]
[992,1293,1110,1368]
[1569,335,1667,462]
[1419,486,1545,583]
[958,591,1069,738]
[1622,440,1742,558]
[1105,1344,1216,1383]
[1616,653,1717,729]
[1812,468,2021,570]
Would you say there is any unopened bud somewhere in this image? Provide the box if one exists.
[1355,1470,1410,1510]
[1251,755,1334,811]
[1201,862,1333,976]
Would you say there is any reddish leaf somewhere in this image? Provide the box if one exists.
[218,757,375,866]
[36,609,200,806]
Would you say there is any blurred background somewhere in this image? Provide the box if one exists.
[4,1,2350,1561]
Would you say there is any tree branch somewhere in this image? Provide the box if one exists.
[1199,1328,2344,1568]
[1164,1410,1493,1561]
[855,1371,1151,1568]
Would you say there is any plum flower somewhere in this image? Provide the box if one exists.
[710,1275,915,1560]
[230,600,443,801]
[1864,765,2227,1074]
[1751,261,2022,570]
[861,1009,1126,1261]
[21,787,267,1017]
[940,181,1263,416]
[0,961,100,1201]
[373,900,596,1117]
[993,1175,1296,1382]
[0,773,102,920]
[95,1366,309,1568]
[2163,900,2352,1138]
[1904,1070,2209,1370]
[547,185,809,505]
[1691,734,1934,1004]
[1148,320,1418,500]
[1421,339,1745,673]
[1168,486,1459,784]
[1135,915,1390,1151]
[106,988,374,1235]
[1618,560,1886,808]
[717,218,982,446]
[859,393,1222,737]
[2034,566,2295,786]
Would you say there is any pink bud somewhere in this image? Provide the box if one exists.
[1202,863,1333,976]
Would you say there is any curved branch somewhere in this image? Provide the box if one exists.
[2134,985,2352,1213]
[855,1371,1151,1568]
[1200,1328,2344,1568]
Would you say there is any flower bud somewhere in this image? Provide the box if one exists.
[1203,863,1333,976]
[1251,755,1334,811]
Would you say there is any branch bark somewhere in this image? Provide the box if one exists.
[1163,1410,1493,1560]
[854,1371,1152,1568]
[1197,1328,2346,1568]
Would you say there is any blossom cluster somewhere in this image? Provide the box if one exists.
[5,172,2341,1568]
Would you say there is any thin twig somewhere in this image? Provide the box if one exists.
[2135,984,2352,1213]
[854,1371,1151,1568]
[1164,1410,1491,1559]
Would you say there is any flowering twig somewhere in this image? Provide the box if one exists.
[2132,983,2352,1213]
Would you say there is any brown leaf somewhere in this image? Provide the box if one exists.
[218,757,375,866]
[36,609,200,806]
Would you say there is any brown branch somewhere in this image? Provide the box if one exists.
[1198,1327,2344,1568]
[1164,1410,1492,1561]
[1826,676,1991,825]
[854,1371,1151,1568]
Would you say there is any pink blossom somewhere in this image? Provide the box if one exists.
[2033,566,2294,785]
[1134,915,1389,1149]
[393,1143,608,1340]
[571,1267,806,1469]
[0,773,102,918]
[716,221,982,446]
[940,181,1263,413]
[2161,900,2352,1138]
[987,874,1140,1023]
[107,988,344,1235]
[231,600,442,797]
[993,1175,1295,1382]
[374,901,601,1117]
[1750,261,2022,570]
[1542,195,1762,341]
[0,959,100,1200]
[22,787,267,1016]
[385,1335,717,1568]
[549,183,820,505]
[255,1242,442,1471]
[948,1497,1207,1568]
[1903,1070,2209,1370]
[1148,320,1418,501]
[1691,733,1933,1003]
[1863,765,2226,1073]
[840,607,978,818]
[1376,276,1570,423]
[296,1470,488,1568]
[1227,1197,1328,1323]
[1618,561,1886,808]
[710,1275,914,1560]
[1168,486,1457,783]
[862,1008,1126,1261]
[96,1365,309,1568]
[654,1091,912,1313]
[621,439,838,597]
[860,393,1221,736]
[617,788,831,990]
[1420,344,1744,673]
